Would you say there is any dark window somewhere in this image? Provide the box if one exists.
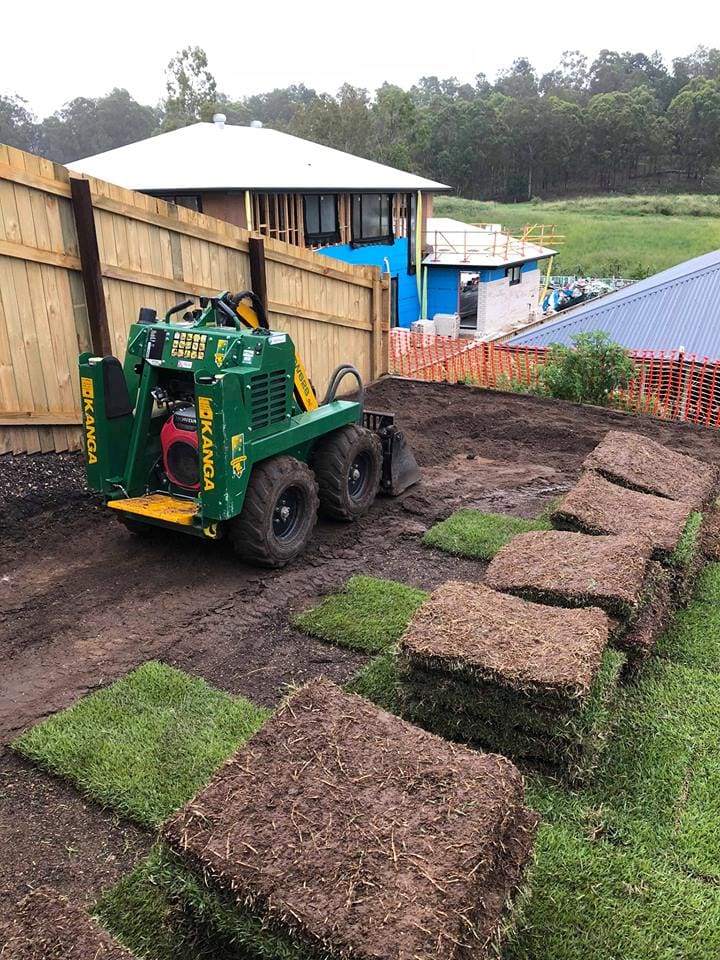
[303,194,340,245]
[169,195,203,212]
[351,193,394,246]
[390,276,399,328]
[506,265,522,286]
[407,192,417,275]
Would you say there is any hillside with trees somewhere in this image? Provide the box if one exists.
[2,45,720,200]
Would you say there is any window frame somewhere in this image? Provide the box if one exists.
[506,265,522,286]
[302,194,340,246]
[351,193,395,248]
[406,192,417,276]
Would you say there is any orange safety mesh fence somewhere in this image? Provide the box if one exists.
[389,329,720,429]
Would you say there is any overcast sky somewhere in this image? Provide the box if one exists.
[3,0,719,117]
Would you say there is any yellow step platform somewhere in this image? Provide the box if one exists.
[108,493,198,526]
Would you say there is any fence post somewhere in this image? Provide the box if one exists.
[248,236,269,316]
[70,177,111,356]
[370,274,388,381]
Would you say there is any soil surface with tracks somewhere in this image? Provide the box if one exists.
[1,378,718,914]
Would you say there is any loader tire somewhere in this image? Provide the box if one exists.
[228,456,319,568]
[311,424,382,520]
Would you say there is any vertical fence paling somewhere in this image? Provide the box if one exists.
[389,329,720,430]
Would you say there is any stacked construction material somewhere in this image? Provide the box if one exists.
[485,529,653,620]
[551,469,692,560]
[0,888,134,960]
[399,582,622,778]
[584,430,717,508]
[162,679,538,960]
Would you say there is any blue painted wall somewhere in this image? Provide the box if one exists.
[318,239,540,327]
[317,238,420,327]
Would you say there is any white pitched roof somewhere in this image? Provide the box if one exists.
[66,122,450,193]
[424,216,556,268]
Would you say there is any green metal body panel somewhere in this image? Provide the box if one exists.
[79,300,360,536]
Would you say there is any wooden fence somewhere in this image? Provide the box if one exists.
[0,144,389,455]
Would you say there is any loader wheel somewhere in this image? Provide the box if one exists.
[228,456,319,568]
[311,424,382,520]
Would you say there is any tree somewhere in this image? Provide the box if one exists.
[667,78,720,180]
[0,94,36,152]
[162,46,219,130]
[586,87,660,187]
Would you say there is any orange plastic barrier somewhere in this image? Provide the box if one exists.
[389,330,720,429]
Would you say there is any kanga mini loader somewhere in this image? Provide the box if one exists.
[79,290,420,566]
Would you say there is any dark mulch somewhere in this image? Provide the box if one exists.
[0,887,133,959]
[551,470,692,557]
[399,582,608,697]
[163,679,538,960]
[484,530,652,619]
[583,430,718,508]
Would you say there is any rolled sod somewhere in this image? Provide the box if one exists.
[162,679,538,960]
[398,582,622,778]
[1,887,134,959]
[551,469,692,559]
[583,430,717,508]
[484,529,652,620]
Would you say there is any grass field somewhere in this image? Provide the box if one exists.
[434,194,720,278]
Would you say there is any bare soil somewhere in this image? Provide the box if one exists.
[584,429,718,507]
[552,470,692,556]
[0,885,134,959]
[163,679,538,960]
[1,378,719,915]
[400,582,608,695]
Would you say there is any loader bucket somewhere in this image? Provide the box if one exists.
[363,410,421,497]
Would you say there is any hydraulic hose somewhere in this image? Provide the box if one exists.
[322,364,364,415]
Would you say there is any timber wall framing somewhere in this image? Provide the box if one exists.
[0,144,389,455]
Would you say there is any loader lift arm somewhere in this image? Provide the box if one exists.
[224,290,319,413]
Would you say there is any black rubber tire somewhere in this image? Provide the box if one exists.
[311,424,382,520]
[228,456,319,567]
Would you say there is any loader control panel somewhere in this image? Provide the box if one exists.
[170,330,208,361]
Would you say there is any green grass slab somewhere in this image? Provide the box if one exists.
[12,661,269,827]
[94,844,328,960]
[344,647,401,714]
[503,822,720,960]
[293,575,427,653]
[657,563,720,672]
[423,509,551,560]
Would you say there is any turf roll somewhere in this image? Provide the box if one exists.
[485,529,652,620]
[551,469,692,559]
[161,679,538,960]
[583,430,718,508]
[398,582,622,780]
[1,887,134,959]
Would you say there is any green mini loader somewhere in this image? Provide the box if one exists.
[79,290,420,566]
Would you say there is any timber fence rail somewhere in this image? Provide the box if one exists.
[0,144,389,455]
[390,329,720,429]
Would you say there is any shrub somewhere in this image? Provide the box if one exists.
[538,331,635,406]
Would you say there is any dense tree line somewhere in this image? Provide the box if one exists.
[2,45,720,200]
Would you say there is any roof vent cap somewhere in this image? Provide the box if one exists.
[213,113,226,129]
[250,119,263,128]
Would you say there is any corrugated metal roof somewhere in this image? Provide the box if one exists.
[66,122,450,193]
[506,248,720,357]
